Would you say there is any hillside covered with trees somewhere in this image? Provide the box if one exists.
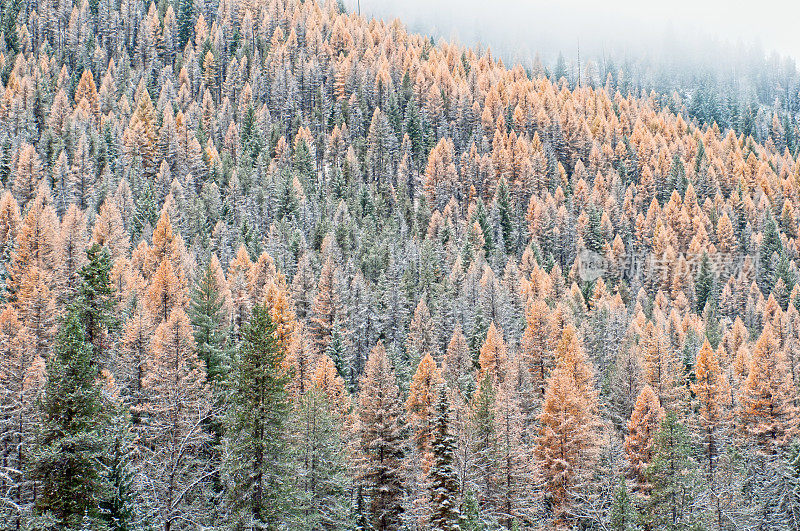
[1,0,800,529]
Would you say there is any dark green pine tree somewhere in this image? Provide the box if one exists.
[177,0,194,49]
[644,412,696,530]
[103,125,118,175]
[774,254,797,310]
[405,96,424,173]
[472,198,494,253]
[292,388,351,529]
[386,91,402,138]
[493,178,514,253]
[131,162,157,241]
[189,260,229,383]
[0,212,14,304]
[469,310,489,368]
[277,171,300,221]
[0,137,12,187]
[460,237,476,272]
[694,252,714,314]
[239,105,261,162]
[584,207,605,253]
[28,309,109,530]
[429,385,462,531]
[609,476,639,531]
[353,486,370,531]
[223,303,295,528]
[78,244,117,366]
[293,139,315,182]
[459,490,484,531]
[693,140,707,181]
[325,320,349,384]
[100,406,138,531]
[0,0,21,52]
[189,259,230,511]
[672,155,688,197]
[759,214,782,293]
[83,245,136,529]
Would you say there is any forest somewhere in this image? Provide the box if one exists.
[0,0,799,529]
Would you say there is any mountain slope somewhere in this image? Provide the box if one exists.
[0,0,799,528]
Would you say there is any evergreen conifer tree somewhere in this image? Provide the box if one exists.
[293,387,351,529]
[28,308,108,528]
[189,260,229,382]
[223,303,294,527]
[100,405,138,531]
[609,476,639,531]
[76,244,117,366]
[644,412,696,530]
[429,385,462,531]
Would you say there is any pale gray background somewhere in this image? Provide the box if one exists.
[343,0,799,70]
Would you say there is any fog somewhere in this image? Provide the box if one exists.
[343,0,799,72]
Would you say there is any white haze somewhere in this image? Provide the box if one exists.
[344,0,800,71]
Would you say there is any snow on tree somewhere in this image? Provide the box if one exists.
[624,385,664,492]
[355,342,407,530]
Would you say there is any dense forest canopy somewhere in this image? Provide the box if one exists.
[0,0,799,528]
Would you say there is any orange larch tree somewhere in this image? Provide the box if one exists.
[478,322,509,385]
[443,324,472,392]
[535,359,600,521]
[139,307,212,528]
[691,339,729,477]
[309,257,344,356]
[406,352,445,465]
[59,205,89,298]
[520,297,554,399]
[424,138,459,210]
[639,321,684,412]
[355,342,406,530]
[0,303,44,522]
[739,324,798,452]
[92,197,130,262]
[624,385,664,491]
[405,352,444,526]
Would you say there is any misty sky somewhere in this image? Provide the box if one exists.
[344,0,800,68]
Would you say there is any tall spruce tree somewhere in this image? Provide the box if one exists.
[28,244,130,529]
[429,385,462,531]
[223,303,295,527]
[694,253,715,314]
[609,476,639,531]
[177,0,194,49]
[189,258,230,515]
[644,412,696,530]
[28,308,108,529]
[100,405,138,531]
[292,387,351,529]
[189,260,228,383]
[77,244,117,366]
